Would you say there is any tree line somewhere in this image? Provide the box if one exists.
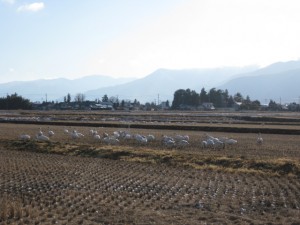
[171,88,261,110]
[0,93,32,110]
[0,90,295,111]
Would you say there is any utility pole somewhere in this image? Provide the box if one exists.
[157,94,160,106]
[6,93,8,110]
[45,93,47,103]
[280,97,281,105]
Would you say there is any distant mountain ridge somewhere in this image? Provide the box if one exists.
[219,62,300,104]
[1,60,300,104]
[85,66,258,103]
[0,75,135,102]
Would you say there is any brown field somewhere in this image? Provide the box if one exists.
[0,110,300,224]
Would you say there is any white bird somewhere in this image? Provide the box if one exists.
[123,133,132,140]
[206,139,215,148]
[19,134,31,140]
[76,131,85,138]
[48,127,55,137]
[93,133,101,140]
[89,129,98,136]
[113,131,120,139]
[201,140,208,148]
[161,135,174,143]
[102,136,110,144]
[110,138,120,145]
[71,130,80,139]
[257,133,263,145]
[63,127,69,134]
[203,133,214,140]
[37,127,43,136]
[225,139,237,145]
[135,134,148,144]
[174,134,189,142]
[177,139,189,148]
[203,133,225,150]
[146,134,155,142]
[219,137,238,145]
[36,134,50,141]
[174,134,184,142]
[213,139,225,150]
[163,139,176,148]
[103,136,119,145]
[183,135,190,141]
[119,130,130,139]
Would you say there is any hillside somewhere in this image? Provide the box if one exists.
[1,60,300,104]
[219,62,300,104]
[0,75,134,102]
[85,67,256,103]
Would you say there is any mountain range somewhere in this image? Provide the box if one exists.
[85,66,257,103]
[0,75,135,103]
[219,60,300,104]
[1,60,300,104]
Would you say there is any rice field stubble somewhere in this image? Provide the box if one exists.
[0,112,300,224]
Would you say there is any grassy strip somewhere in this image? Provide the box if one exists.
[2,139,300,177]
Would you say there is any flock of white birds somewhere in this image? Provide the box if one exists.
[18,126,264,149]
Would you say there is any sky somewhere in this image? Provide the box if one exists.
[1,0,300,83]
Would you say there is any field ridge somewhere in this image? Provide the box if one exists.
[3,139,300,178]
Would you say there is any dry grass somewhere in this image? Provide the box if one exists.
[1,122,299,176]
[0,148,300,224]
[0,111,300,224]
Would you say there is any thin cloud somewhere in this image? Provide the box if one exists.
[17,2,45,12]
[1,0,15,4]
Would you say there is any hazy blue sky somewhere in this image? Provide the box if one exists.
[1,0,300,83]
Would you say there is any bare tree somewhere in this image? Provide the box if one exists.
[74,93,85,103]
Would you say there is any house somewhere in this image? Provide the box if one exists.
[202,102,215,110]
[90,102,114,110]
[233,101,243,111]
[160,101,170,110]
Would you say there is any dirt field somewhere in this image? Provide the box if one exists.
[0,111,300,224]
